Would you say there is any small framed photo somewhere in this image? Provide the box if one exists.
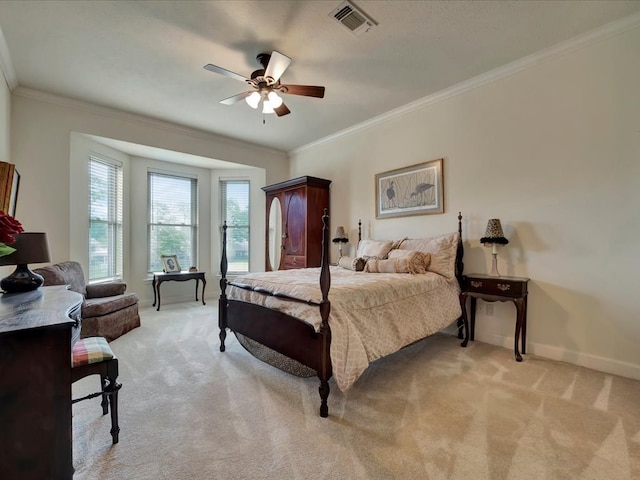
[161,255,181,273]
[375,158,444,219]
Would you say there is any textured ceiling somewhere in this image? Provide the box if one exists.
[1,1,639,154]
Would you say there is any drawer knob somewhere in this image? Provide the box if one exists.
[470,281,483,288]
[497,284,511,291]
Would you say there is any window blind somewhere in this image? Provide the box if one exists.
[89,155,123,282]
[220,180,250,273]
[147,171,198,273]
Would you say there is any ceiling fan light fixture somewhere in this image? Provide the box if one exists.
[262,100,275,114]
[205,49,324,118]
[245,91,261,109]
[268,91,283,108]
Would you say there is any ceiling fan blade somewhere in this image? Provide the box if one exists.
[274,102,291,117]
[281,84,325,98]
[219,91,253,105]
[265,51,291,82]
[204,64,249,83]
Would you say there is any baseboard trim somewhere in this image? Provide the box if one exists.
[475,332,640,381]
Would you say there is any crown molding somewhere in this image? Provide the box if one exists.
[291,11,640,155]
[13,86,285,156]
[0,27,17,90]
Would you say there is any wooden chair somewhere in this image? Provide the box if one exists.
[71,337,121,444]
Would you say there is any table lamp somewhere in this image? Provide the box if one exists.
[480,219,508,276]
[332,226,348,258]
[0,232,51,293]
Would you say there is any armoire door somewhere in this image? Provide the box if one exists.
[283,186,307,269]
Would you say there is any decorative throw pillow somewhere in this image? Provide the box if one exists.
[387,249,430,274]
[337,256,366,271]
[397,232,459,279]
[364,257,421,274]
[356,239,394,259]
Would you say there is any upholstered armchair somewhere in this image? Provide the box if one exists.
[34,261,140,341]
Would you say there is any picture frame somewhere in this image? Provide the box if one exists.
[161,254,181,273]
[0,162,19,216]
[8,169,20,217]
[375,158,444,219]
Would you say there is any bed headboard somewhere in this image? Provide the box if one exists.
[353,214,463,284]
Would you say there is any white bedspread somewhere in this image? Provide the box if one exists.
[227,267,462,391]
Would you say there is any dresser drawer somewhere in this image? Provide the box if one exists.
[283,255,306,269]
[464,275,528,297]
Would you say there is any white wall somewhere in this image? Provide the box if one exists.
[290,26,640,379]
[10,92,286,303]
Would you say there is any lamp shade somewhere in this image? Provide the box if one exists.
[480,219,509,245]
[332,226,348,243]
[0,232,51,293]
[0,232,51,266]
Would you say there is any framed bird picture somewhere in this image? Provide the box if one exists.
[375,158,444,219]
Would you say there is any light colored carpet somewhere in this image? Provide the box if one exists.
[72,302,640,479]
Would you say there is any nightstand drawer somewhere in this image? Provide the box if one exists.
[464,275,528,297]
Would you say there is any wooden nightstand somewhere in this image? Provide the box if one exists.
[459,274,530,361]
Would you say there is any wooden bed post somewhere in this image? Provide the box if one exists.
[456,212,464,281]
[318,209,331,418]
[219,221,228,352]
[455,212,469,347]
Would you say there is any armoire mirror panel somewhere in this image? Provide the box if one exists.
[267,196,282,271]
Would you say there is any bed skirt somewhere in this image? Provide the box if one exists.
[234,332,315,378]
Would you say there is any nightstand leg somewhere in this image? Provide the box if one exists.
[470,297,477,341]
[458,292,469,347]
[513,298,524,362]
[521,294,528,355]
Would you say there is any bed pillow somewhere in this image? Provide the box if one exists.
[397,231,459,279]
[356,239,394,259]
[387,249,430,274]
[337,256,366,271]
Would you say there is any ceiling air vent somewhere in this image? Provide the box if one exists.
[329,1,377,36]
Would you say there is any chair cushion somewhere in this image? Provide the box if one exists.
[82,293,139,318]
[86,282,127,298]
[72,337,115,367]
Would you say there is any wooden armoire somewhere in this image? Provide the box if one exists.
[262,176,331,270]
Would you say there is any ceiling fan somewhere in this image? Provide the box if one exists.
[204,51,325,118]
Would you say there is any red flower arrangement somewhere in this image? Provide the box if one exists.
[0,211,24,257]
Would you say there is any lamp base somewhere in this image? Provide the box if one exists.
[1,264,44,293]
[489,253,500,277]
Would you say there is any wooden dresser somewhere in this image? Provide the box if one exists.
[0,285,82,479]
[263,176,331,270]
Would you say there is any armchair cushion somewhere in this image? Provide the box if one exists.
[86,282,127,298]
[83,293,138,318]
[35,261,87,296]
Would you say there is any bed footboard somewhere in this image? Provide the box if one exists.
[219,210,333,417]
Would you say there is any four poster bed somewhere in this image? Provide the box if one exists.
[218,212,468,417]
